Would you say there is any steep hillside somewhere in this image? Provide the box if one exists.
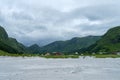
[27,44,40,54]
[86,26,120,53]
[0,26,27,53]
[40,36,101,53]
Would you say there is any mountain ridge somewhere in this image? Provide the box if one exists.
[77,26,120,54]
[1,25,120,54]
[36,36,101,53]
[0,25,27,53]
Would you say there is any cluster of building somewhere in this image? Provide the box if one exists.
[44,52,62,56]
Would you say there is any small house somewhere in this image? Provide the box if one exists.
[117,52,120,55]
[45,53,51,56]
[53,52,62,56]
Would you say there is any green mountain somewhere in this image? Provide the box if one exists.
[27,44,40,54]
[83,26,120,53]
[0,26,8,40]
[39,36,101,53]
[0,25,102,54]
[0,26,27,53]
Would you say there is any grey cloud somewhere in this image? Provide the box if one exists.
[71,4,120,20]
[12,12,34,21]
[0,0,120,46]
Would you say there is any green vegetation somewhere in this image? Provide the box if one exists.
[0,25,101,54]
[0,50,79,58]
[0,50,40,57]
[0,26,27,54]
[1,25,120,58]
[42,55,79,58]
[75,26,120,54]
[87,26,120,53]
[39,36,101,53]
[1,50,120,58]
[27,44,41,54]
[93,54,120,58]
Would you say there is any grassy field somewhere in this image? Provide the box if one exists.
[0,50,79,58]
[0,50,40,57]
[93,54,120,58]
[0,50,120,58]
[41,55,79,58]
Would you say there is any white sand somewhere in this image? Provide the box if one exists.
[0,57,120,80]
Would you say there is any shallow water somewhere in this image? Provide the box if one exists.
[0,56,120,80]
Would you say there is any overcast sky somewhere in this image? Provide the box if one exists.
[0,0,120,46]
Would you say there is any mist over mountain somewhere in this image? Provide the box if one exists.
[0,25,101,54]
[1,25,120,54]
